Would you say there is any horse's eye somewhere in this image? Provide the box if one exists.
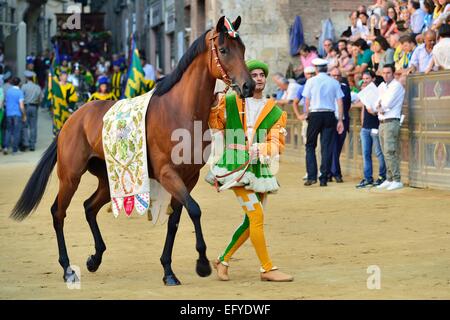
[219,48,227,54]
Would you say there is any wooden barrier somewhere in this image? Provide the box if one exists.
[280,70,450,190]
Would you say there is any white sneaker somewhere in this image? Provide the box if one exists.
[387,181,403,191]
[303,173,308,181]
[377,180,392,189]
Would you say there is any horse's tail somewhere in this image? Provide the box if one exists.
[10,136,58,221]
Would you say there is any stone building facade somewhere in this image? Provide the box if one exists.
[102,0,208,75]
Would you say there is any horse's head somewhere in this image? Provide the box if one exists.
[208,16,255,98]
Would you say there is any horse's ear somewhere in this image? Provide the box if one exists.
[232,16,241,31]
[216,16,226,33]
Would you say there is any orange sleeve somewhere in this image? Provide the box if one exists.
[256,111,287,158]
[208,95,226,130]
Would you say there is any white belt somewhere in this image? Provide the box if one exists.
[310,109,334,113]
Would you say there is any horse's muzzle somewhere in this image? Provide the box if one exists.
[241,80,255,98]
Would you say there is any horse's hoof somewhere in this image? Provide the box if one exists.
[86,255,101,273]
[196,258,212,277]
[163,274,181,286]
[63,268,80,284]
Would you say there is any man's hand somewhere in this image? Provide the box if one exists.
[376,102,384,115]
[337,120,344,134]
[249,143,260,161]
[22,114,27,123]
[297,113,307,121]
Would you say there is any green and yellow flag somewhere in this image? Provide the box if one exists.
[49,75,71,136]
[124,35,155,99]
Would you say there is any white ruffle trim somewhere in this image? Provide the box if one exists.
[205,166,279,193]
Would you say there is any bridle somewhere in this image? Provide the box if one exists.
[209,30,240,94]
[208,30,246,131]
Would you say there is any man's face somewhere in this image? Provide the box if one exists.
[382,67,394,83]
[251,69,266,93]
[59,73,68,82]
[424,33,436,49]
[338,41,346,52]
[323,40,333,54]
[401,41,413,52]
[389,34,399,47]
[362,73,373,86]
[330,69,341,82]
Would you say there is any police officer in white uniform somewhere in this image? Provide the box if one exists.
[302,58,345,186]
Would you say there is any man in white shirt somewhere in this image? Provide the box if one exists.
[275,77,301,106]
[302,58,344,187]
[141,56,156,82]
[408,30,436,73]
[376,64,406,191]
[429,24,450,71]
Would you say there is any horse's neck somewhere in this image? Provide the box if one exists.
[167,53,216,125]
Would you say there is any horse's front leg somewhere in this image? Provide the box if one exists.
[158,165,211,283]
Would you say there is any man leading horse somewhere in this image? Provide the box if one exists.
[206,59,294,282]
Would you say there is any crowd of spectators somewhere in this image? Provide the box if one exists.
[270,0,449,189]
[290,0,450,92]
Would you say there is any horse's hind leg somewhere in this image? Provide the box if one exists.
[84,158,110,273]
[52,174,82,283]
[160,198,183,285]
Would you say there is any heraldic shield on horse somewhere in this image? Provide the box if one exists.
[10,16,256,286]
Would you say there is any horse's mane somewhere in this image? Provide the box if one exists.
[154,30,210,96]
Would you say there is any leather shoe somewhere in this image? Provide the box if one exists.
[260,269,294,282]
[213,259,229,281]
[334,176,344,183]
[304,179,317,186]
[320,181,327,187]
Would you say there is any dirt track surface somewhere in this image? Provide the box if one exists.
[1,111,450,299]
[1,153,450,299]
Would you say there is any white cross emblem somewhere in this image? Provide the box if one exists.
[237,193,259,212]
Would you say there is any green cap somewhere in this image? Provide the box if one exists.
[246,59,269,77]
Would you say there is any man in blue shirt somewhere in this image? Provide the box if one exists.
[3,77,26,154]
[302,59,344,186]
[408,0,426,35]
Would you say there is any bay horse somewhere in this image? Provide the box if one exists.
[10,16,255,286]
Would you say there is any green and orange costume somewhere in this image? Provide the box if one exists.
[206,61,287,273]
